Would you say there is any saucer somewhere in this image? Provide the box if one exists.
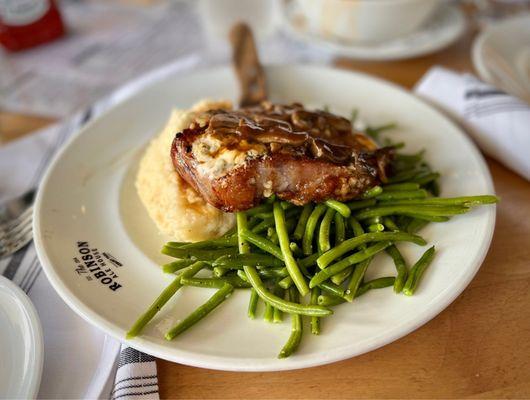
[282,3,466,60]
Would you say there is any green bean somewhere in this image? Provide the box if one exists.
[168,236,237,249]
[318,281,345,298]
[426,179,441,196]
[213,254,284,268]
[289,242,303,257]
[266,194,277,204]
[259,268,289,279]
[273,287,284,323]
[325,199,351,218]
[382,182,421,192]
[365,123,397,140]
[240,229,284,260]
[318,207,335,253]
[334,213,346,245]
[181,276,251,289]
[248,288,259,319]
[356,277,395,297]
[395,215,412,230]
[237,269,249,282]
[406,218,429,233]
[126,261,206,339]
[319,276,395,303]
[246,203,273,216]
[243,266,332,316]
[331,267,352,285]
[317,231,426,270]
[161,246,238,261]
[310,287,321,335]
[347,198,377,211]
[278,287,303,359]
[213,266,228,277]
[367,223,385,232]
[387,168,427,183]
[293,204,314,240]
[162,259,197,274]
[376,190,428,201]
[386,245,408,293]
[364,216,382,225]
[302,204,327,255]
[405,214,450,222]
[264,301,274,323]
[317,293,345,307]
[362,185,383,199]
[354,204,469,220]
[395,151,424,165]
[237,211,331,317]
[311,242,391,288]
[373,195,499,207]
[165,283,234,340]
[274,202,309,296]
[278,275,293,289]
[280,201,292,210]
[403,246,436,296]
[165,241,188,247]
[413,172,440,185]
[349,216,365,239]
[267,227,279,244]
[382,217,400,231]
[298,253,319,269]
[251,219,273,234]
[273,307,283,323]
[250,209,300,233]
[255,212,274,220]
[344,258,372,302]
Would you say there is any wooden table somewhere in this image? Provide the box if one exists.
[2,27,530,400]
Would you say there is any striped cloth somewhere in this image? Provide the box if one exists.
[415,66,530,180]
[0,107,159,399]
[111,347,159,400]
[0,56,202,398]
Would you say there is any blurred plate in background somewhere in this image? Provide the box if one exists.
[472,13,530,103]
[0,276,43,399]
[282,2,466,60]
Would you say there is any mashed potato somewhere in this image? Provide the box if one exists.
[136,100,235,242]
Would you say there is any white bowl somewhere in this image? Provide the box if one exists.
[295,0,445,43]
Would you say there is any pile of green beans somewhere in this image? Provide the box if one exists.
[125,124,498,359]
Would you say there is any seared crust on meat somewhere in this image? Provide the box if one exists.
[171,102,392,212]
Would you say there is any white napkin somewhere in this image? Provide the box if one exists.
[0,54,202,399]
[0,113,125,399]
[414,66,530,180]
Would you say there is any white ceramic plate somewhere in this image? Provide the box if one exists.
[282,4,466,60]
[34,65,495,371]
[472,13,530,96]
[0,276,43,399]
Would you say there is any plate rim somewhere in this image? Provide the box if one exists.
[0,275,44,398]
[33,64,496,371]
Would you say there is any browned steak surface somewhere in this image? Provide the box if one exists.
[171,102,392,212]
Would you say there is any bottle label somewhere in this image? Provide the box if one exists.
[0,0,50,26]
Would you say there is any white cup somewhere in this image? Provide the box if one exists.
[295,0,445,43]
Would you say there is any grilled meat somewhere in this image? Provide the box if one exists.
[171,102,392,212]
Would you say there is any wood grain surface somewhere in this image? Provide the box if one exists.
[1,17,529,400]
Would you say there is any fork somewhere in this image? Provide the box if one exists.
[0,189,36,259]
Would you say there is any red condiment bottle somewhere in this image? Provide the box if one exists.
[0,0,65,52]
